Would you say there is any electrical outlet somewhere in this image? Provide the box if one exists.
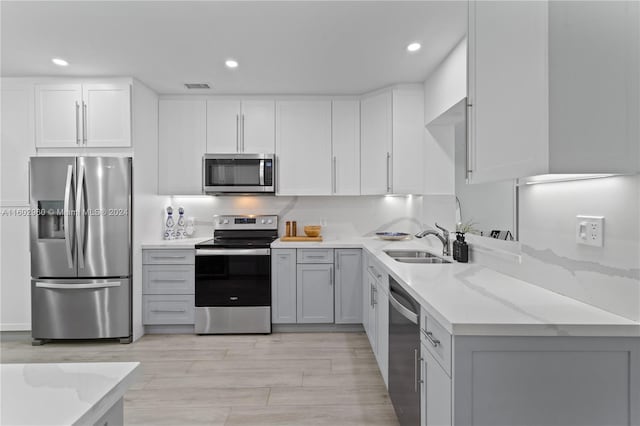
[576,215,604,247]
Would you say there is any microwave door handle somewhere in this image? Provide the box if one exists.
[63,165,74,269]
[259,160,265,186]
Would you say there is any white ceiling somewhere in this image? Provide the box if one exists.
[1,1,467,95]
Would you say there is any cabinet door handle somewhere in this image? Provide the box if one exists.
[336,254,340,271]
[82,101,87,144]
[466,104,473,181]
[370,283,374,307]
[332,156,337,194]
[422,329,441,347]
[236,114,240,152]
[329,266,333,286]
[151,309,186,313]
[241,114,245,152]
[386,152,392,193]
[414,348,419,393]
[75,101,81,144]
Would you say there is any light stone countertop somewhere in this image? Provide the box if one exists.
[274,237,640,337]
[141,237,210,249]
[140,236,640,337]
[0,362,140,426]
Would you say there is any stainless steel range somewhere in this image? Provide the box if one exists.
[194,215,278,334]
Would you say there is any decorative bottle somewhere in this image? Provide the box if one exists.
[176,207,186,239]
[164,206,175,240]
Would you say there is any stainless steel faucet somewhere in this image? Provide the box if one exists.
[415,223,451,256]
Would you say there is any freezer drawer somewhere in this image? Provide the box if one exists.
[31,278,131,340]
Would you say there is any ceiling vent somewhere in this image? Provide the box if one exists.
[184,83,211,89]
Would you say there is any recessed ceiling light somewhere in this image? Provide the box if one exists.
[52,58,69,67]
[225,59,239,69]
[406,42,422,53]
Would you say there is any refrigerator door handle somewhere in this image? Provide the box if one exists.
[35,281,121,289]
[63,165,74,269]
[76,163,85,269]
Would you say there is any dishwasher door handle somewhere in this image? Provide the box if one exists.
[389,292,418,324]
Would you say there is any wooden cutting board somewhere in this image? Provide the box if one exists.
[280,236,323,242]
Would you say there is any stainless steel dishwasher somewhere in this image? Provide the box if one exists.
[388,277,421,425]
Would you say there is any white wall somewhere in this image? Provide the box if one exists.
[154,195,423,242]
[513,175,640,321]
[131,80,161,341]
[0,79,35,331]
[423,37,467,126]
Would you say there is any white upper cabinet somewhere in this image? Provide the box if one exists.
[275,100,332,195]
[467,0,639,183]
[361,87,424,195]
[241,100,276,153]
[206,100,241,153]
[206,99,275,154]
[548,1,639,174]
[158,100,206,195]
[467,1,548,183]
[35,82,131,148]
[361,91,392,195]
[392,89,425,194]
[1,79,35,206]
[331,100,361,195]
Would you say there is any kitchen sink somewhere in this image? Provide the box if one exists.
[384,250,452,264]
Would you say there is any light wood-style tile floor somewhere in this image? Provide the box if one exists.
[1,332,399,426]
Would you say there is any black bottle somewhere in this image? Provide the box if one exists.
[453,232,469,263]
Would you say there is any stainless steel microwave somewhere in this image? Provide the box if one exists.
[203,153,275,194]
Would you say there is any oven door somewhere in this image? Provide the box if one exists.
[195,248,271,307]
[203,154,274,194]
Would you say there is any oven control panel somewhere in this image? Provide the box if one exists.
[213,215,278,230]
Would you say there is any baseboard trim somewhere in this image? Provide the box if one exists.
[1,330,31,342]
[144,325,195,334]
[272,323,364,333]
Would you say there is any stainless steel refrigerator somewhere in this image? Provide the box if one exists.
[29,156,132,344]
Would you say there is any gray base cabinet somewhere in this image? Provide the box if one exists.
[417,304,640,426]
[272,249,297,323]
[297,263,334,323]
[363,251,389,387]
[453,336,640,426]
[335,249,362,324]
[142,249,195,325]
[271,248,362,325]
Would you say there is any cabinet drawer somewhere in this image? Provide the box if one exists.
[143,249,194,265]
[421,308,452,376]
[297,248,334,264]
[143,265,194,294]
[143,295,195,325]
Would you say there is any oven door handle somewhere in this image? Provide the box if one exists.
[196,248,271,256]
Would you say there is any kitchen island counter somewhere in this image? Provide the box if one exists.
[0,362,140,426]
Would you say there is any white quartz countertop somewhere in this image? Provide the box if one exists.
[0,362,140,426]
[273,237,640,337]
[141,237,209,249]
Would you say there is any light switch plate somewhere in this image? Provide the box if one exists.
[576,215,604,247]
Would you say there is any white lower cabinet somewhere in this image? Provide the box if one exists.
[363,252,389,386]
[271,248,361,325]
[421,342,452,426]
[142,248,195,326]
[376,282,389,386]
